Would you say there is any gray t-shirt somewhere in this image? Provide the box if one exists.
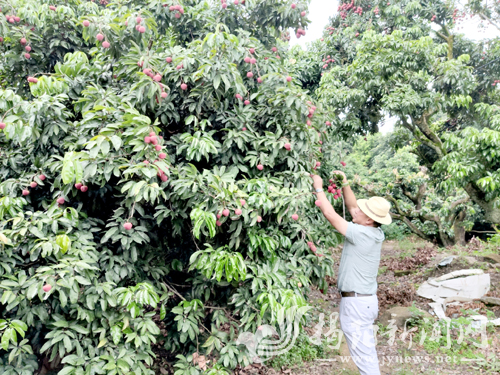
[337,222,385,295]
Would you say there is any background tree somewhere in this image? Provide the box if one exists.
[315,0,500,243]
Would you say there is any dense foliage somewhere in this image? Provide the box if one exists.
[0,0,346,374]
[309,0,500,244]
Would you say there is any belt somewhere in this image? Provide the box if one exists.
[341,291,373,297]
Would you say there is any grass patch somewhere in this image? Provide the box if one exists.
[397,236,428,259]
[268,332,330,370]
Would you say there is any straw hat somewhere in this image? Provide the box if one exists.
[357,197,392,225]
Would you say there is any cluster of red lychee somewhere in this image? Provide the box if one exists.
[327,180,343,200]
[374,7,380,15]
[135,16,147,33]
[322,55,335,70]
[74,182,89,192]
[14,37,34,59]
[21,174,46,196]
[216,200,246,226]
[431,14,436,21]
[307,241,324,257]
[295,28,306,39]
[96,33,110,48]
[167,4,184,18]
[338,0,359,20]
[325,26,336,36]
[234,93,249,106]
[27,76,38,83]
[307,101,317,120]
[144,131,167,166]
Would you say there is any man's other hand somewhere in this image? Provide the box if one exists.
[332,170,347,184]
[311,174,323,189]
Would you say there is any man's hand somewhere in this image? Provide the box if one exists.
[332,170,347,184]
[310,174,348,236]
[311,174,323,189]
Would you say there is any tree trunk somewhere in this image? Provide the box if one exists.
[464,183,500,224]
[453,211,467,246]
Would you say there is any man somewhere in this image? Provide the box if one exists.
[311,171,392,375]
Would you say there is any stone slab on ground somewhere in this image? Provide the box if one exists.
[483,254,500,264]
[479,296,500,306]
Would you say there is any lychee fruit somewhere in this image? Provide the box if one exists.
[144,136,151,143]
[257,216,262,222]
[284,143,291,150]
[340,161,346,166]
[286,76,292,82]
[123,222,133,230]
[222,209,230,217]
[257,164,263,170]
[22,189,30,196]
[75,183,82,190]
[181,83,188,90]
[96,33,104,41]
[80,186,88,192]
[159,153,166,159]
[292,214,299,220]
[102,41,110,48]
[240,199,246,206]
[166,57,172,63]
[57,197,65,205]
[161,92,168,98]
[39,174,46,181]
[247,71,253,78]
[43,284,52,292]
[235,209,242,215]
[83,20,90,27]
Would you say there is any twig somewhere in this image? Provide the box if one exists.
[164,282,186,301]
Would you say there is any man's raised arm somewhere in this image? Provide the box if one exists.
[311,174,348,235]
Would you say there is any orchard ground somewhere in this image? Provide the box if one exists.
[227,236,500,375]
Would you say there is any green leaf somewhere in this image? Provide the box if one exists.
[111,325,121,345]
[56,234,71,254]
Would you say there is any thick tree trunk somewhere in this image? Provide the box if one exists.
[453,211,467,246]
[464,183,500,224]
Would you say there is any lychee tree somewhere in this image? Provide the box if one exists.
[316,0,500,238]
[0,1,342,374]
